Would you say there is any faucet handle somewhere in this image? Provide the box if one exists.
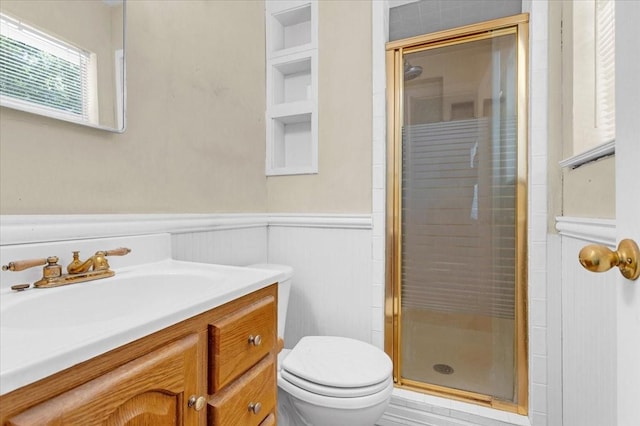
[103,247,131,257]
[2,258,48,272]
[3,257,62,288]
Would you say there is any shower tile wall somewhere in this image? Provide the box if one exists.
[389,0,522,41]
[371,0,388,352]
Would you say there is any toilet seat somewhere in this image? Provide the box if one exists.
[280,336,392,398]
[278,373,394,410]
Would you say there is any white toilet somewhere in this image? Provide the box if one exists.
[249,264,393,426]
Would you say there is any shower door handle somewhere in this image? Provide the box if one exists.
[578,239,640,280]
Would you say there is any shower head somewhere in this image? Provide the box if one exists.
[404,59,423,80]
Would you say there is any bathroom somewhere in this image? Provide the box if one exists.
[0,1,638,425]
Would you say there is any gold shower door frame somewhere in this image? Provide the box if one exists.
[384,14,529,414]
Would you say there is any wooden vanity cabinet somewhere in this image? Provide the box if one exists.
[5,333,204,426]
[259,413,277,426]
[0,284,277,426]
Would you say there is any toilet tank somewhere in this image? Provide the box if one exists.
[248,264,293,341]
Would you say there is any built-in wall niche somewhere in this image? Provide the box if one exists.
[265,1,318,176]
[267,113,317,175]
[270,55,313,105]
[267,3,313,57]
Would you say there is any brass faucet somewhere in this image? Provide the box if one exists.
[2,248,131,289]
[67,248,130,274]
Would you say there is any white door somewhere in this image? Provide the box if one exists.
[613,2,639,424]
[563,2,639,425]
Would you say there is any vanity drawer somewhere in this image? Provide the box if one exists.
[209,295,275,392]
[207,355,276,426]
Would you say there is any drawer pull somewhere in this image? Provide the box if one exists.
[188,395,206,411]
[248,401,262,415]
[248,334,262,346]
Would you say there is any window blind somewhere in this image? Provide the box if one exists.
[0,13,94,122]
[595,0,615,143]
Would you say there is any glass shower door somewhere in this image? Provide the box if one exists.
[386,17,528,412]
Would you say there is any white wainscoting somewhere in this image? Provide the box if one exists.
[268,221,374,348]
[172,227,268,266]
[557,217,617,426]
[0,214,374,353]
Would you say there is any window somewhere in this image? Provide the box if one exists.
[560,0,615,167]
[595,0,615,145]
[0,12,98,124]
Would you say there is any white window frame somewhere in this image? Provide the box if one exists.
[560,0,615,169]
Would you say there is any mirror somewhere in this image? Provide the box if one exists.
[0,0,125,132]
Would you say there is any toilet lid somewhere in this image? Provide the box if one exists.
[281,369,392,398]
[281,336,392,390]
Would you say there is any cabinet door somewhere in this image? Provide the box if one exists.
[7,333,204,426]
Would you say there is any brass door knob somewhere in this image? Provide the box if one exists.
[579,239,640,280]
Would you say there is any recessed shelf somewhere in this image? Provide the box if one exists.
[269,4,312,55]
[269,101,313,120]
[271,57,312,105]
[267,113,316,175]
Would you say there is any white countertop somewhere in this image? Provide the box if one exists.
[0,247,281,395]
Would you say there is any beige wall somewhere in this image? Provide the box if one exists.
[1,0,373,216]
[0,1,267,214]
[562,157,615,218]
[266,0,373,213]
[549,0,615,220]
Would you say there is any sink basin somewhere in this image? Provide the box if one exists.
[0,234,284,397]
[1,269,226,329]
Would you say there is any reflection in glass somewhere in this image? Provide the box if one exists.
[1,13,97,123]
[0,0,125,131]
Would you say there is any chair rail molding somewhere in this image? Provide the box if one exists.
[268,213,372,229]
[555,216,616,247]
[0,213,372,246]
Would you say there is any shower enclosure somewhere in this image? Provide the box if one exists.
[385,15,528,413]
